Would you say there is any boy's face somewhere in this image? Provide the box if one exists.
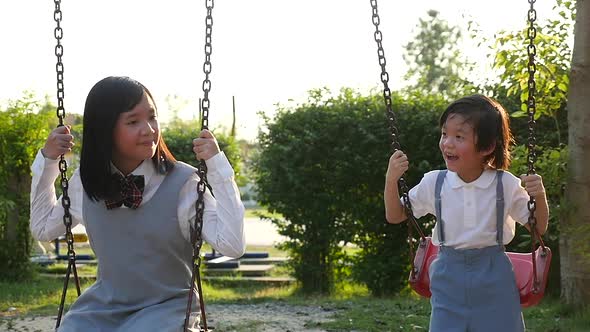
[111,92,160,174]
[439,114,489,182]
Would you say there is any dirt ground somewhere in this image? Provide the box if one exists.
[0,302,338,332]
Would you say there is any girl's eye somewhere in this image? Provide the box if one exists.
[127,120,137,125]
[456,136,463,140]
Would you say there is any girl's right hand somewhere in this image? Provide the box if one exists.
[386,150,409,182]
[42,125,74,160]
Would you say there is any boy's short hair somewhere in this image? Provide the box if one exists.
[440,94,514,169]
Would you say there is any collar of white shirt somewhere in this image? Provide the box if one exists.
[446,169,496,189]
[109,159,154,185]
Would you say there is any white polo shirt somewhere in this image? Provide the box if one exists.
[406,169,531,249]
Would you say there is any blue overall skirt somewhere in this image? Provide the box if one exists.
[428,170,524,332]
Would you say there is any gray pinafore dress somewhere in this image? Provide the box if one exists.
[58,162,199,332]
[428,170,525,332]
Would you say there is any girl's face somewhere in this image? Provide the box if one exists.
[112,92,160,174]
[439,114,491,183]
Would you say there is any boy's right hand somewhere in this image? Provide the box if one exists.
[386,150,409,182]
[42,125,74,160]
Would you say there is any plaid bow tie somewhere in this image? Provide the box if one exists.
[105,174,145,210]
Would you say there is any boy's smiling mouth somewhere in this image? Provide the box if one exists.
[445,153,458,161]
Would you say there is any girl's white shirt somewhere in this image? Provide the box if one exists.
[30,149,246,258]
[406,169,532,249]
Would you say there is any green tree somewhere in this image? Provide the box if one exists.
[0,93,55,280]
[254,89,359,294]
[403,10,475,99]
[492,0,575,146]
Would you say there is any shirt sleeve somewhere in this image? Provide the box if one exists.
[177,152,246,258]
[403,171,437,219]
[30,149,84,241]
[507,174,531,225]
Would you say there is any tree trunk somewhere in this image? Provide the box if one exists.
[562,0,590,306]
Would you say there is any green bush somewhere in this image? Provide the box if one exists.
[162,119,243,185]
[0,94,55,281]
[349,91,447,296]
[254,88,447,295]
[254,89,366,294]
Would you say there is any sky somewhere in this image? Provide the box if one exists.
[1,0,557,141]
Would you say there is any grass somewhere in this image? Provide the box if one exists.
[0,277,95,316]
[314,294,590,332]
[42,263,97,276]
[244,207,283,220]
[1,274,589,331]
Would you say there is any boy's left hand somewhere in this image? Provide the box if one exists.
[193,129,220,161]
[521,174,545,199]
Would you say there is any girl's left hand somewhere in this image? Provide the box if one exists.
[193,129,220,161]
[521,174,546,199]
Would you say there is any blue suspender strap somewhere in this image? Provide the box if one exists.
[435,170,448,245]
[496,170,505,246]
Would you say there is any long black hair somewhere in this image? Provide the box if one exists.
[80,76,176,201]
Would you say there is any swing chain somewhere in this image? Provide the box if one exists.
[193,0,214,267]
[370,0,424,277]
[526,0,537,179]
[54,0,74,256]
[53,0,81,329]
[526,0,543,293]
[526,0,538,227]
[54,0,73,270]
[201,0,214,131]
[195,0,213,267]
[54,0,65,123]
[184,1,214,331]
[370,0,412,216]
[184,173,208,331]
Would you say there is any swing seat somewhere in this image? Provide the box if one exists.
[509,253,534,290]
[506,246,552,307]
[408,237,438,298]
[409,237,552,307]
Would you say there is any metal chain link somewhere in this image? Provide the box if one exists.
[53,1,81,329]
[371,0,425,275]
[184,1,213,330]
[200,0,213,131]
[526,0,545,293]
[54,2,65,123]
[526,0,537,193]
[370,0,426,278]
[370,0,412,222]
